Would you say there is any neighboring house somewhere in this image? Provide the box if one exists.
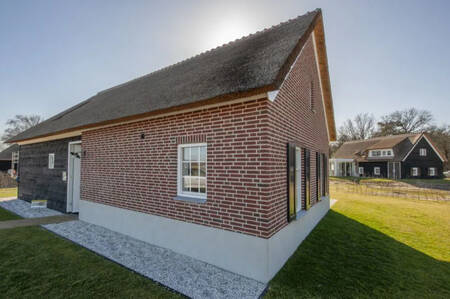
[0,144,19,172]
[7,9,336,282]
[330,133,446,179]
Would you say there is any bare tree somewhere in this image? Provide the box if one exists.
[428,124,450,170]
[1,114,42,141]
[338,113,376,142]
[376,108,433,136]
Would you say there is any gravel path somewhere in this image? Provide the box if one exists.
[44,220,267,299]
[0,199,62,218]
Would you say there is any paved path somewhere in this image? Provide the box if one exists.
[0,199,61,218]
[0,214,78,230]
[45,220,267,299]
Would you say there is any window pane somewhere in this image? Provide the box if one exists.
[199,162,206,177]
[191,177,199,192]
[200,146,206,161]
[191,146,199,161]
[183,176,191,192]
[199,178,206,193]
[183,147,191,161]
[182,162,190,176]
[191,162,199,176]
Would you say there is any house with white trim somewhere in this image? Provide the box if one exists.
[330,133,446,179]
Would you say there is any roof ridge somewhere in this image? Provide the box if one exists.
[343,133,419,144]
[97,9,320,96]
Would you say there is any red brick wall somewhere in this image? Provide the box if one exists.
[81,33,330,239]
[265,34,330,236]
[81,99,274,238]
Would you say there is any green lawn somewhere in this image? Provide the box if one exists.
[0,187,18,198]
[1,188,449,298]
[266,191,450,298]
[0,224,181,298]
[0,206,21,221]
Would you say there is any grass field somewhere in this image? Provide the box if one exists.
[0,206,21,221]
[0,187,18,198]
[0,225,182,298]
[1,185,449,298]
[266,189,450,298]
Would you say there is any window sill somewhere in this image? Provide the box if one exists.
[173,196,206,204]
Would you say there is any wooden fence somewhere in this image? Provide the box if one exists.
[330,180,450,201]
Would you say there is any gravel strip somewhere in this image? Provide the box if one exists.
[44,220,267,299]
[0,199,61,218]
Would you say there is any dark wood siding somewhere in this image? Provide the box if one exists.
[402,137,444,179]
[358,161,388,178]
[18,136,81,212]
[0,161,10,172]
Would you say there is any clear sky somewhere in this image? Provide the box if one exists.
[1,0,449,142]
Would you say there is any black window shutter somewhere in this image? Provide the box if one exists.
[322,153,327,196]
[287,143,296,222]
[316,152,321,201]
[304,148,311,210]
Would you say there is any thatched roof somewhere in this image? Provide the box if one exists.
[333,133,422,162]
[9,9,335,143]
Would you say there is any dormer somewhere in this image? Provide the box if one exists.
[368,149,394,158]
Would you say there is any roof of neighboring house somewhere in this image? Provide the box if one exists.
[0,144,19,161]
[333,133,422,162]
[8,9,336,143]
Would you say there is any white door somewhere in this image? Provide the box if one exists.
[295,148,302,212]
[69,144,81,213]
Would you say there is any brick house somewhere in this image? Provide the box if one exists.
[330,133,447,179]
[8,9,336,282]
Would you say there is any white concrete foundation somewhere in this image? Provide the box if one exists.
[79,197,330,283]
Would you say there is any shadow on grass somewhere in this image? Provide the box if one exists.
[266,210,450,298]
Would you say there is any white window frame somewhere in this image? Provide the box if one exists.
[177,143,207,199]
[374,167,380,175]
[48,153,55,169]
[358,167,364,175]
[419,148,427,156]
[412,167,419,177]
[369,149,393,158]
[428,167,436,176]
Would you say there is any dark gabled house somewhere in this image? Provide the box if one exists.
[330,133,447,179]
[0,144,19,172]
[6,9,336,282]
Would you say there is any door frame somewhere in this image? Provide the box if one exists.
[66,140,81,213]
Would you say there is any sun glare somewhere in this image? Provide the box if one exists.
[203,16,253,50]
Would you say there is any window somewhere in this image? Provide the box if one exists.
[369,149,393,157]
[358,167,364,175]
[374,167,380,175]
[411,167,419,177]
[309,81,315,112]
[178,144,207,199]
[371,150,381,157]
[428,167,436,176]
[420,148,427,156]
[48,153,55,169]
